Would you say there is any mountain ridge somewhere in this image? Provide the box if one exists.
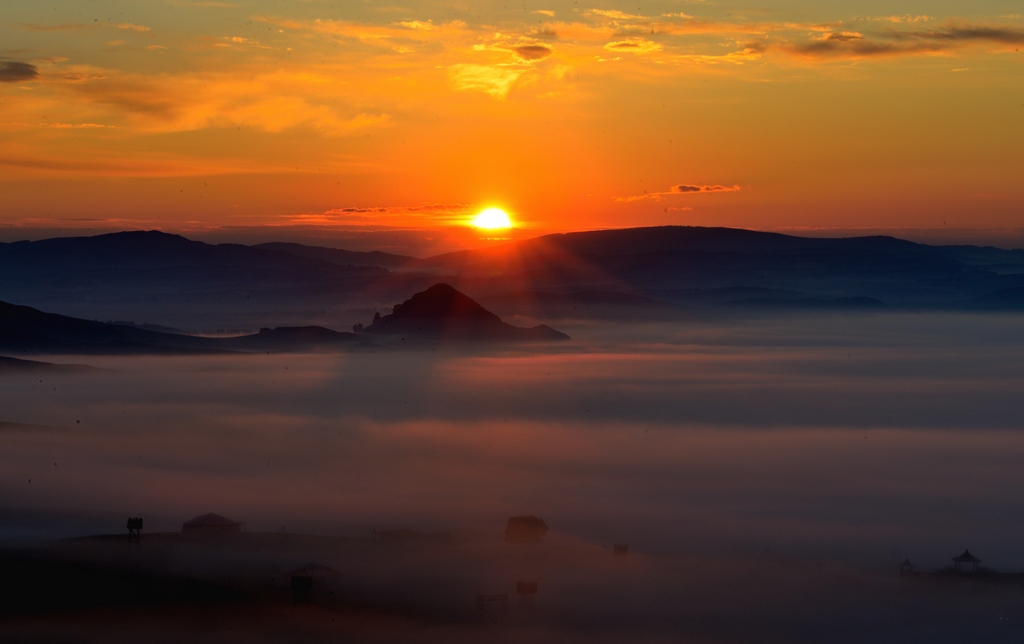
[3,226,1024,331]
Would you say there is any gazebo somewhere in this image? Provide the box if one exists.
[952,549,981,572]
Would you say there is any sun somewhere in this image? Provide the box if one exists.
[471,207,513,230]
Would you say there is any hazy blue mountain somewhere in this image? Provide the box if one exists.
[0,230,432,331]
[476,289,685,320]
[4,227,1024,332]
[965,286,1024,310]
[414,226,1024,310]
[253,242,415,269]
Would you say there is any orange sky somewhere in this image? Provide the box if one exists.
[1,1,1022,253]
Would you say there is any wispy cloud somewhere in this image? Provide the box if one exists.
[604,39,662,54]
[587,9,649,21]
[616,184,743,203]
[777,22,1024,58]
[0,152,293,177]
[287,203,475,230]
[869,15,932,24]
[0,122,115,130]
[16,23,94,32]
[166,1,241,7]
[448,64,526,99]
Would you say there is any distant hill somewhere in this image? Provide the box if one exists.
[0,300,361,355]
[5,227,1024,332]
[0,355,100,373]
[0,300,226,355]
[965,286,1024,310]
[476,289,684,320]
[219,326,361,351]
[413,226,1024,310]
[0,289,565,355]
[253,242,415,269]
[363,284,569,342]
[0,230,423,332]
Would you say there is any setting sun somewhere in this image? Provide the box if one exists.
[471,207,513,230]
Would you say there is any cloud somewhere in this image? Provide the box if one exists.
[869,15,932,24]
[117,23,151,32]
[604,39,663,54]
[0,61,39,83]
[779,22,1024,58]
[0,151,300,177]
[322,202,469,218]
[898,24,1024,44]
[16,23,93,31]
[787,31,932,57]
[448,64,525,98]
[397,20,437,31]
[166,0,241,6]
[615,184,742,202]
[45,64,391,136]
[533,10,555,17]
[0,122,115,130]
[587,9,648,21]
[512,44,554,61]
[266,16,469,50]
[673,184,742,193]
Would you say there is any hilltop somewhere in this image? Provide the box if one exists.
[362,283,569,342]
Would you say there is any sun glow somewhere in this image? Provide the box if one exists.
[471,207,513,230]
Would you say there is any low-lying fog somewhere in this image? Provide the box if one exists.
[4,311,1024,572]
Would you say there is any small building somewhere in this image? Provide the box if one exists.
[952,549,982,572]
[181,512,244,535]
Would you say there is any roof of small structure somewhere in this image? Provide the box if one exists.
[901,559,913,567]
[182,512,241,528]
[952,549,981,563]
[289,562,340,578]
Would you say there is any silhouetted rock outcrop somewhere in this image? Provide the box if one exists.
[363,284,569,342]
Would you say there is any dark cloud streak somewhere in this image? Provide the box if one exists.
[780,22,1024,58]
[0,61,39,83]
[897,25,1024,44]
[513,44,553,60]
